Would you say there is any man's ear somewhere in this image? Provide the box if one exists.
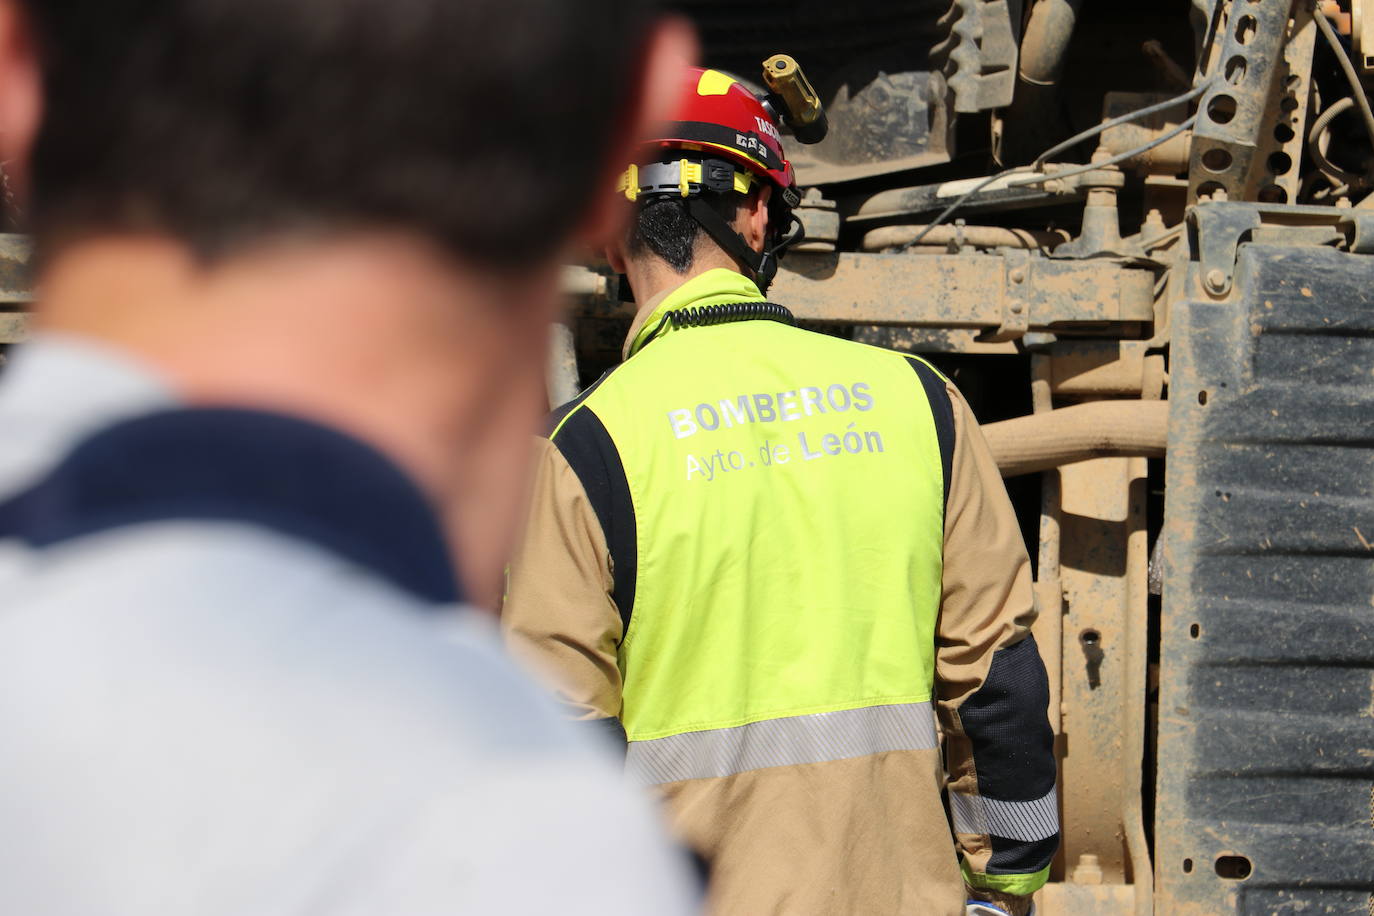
[743,185,773,253]
[573,16,697,255]
[0,0,41,210]
[605,242,627,274]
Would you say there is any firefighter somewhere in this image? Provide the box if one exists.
[503,64,1058,916]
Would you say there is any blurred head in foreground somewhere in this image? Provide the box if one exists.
[0,0,694,606]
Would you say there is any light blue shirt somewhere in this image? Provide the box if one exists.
[0,336,698,915]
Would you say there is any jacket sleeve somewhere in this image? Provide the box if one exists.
[936,382,1059,897]
[501,433,625,737]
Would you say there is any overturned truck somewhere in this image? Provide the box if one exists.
[555,1,1374,913]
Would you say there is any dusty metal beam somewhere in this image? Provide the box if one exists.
[571,252,1156,336]
[768,252,1156,329]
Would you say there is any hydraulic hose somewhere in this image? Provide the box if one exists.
[981,400,1168,477]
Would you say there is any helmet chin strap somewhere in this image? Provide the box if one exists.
[684,197,801,295]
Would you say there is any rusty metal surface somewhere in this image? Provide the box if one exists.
[1101,92,1193,176]
[930,0,1022,113]
[1259,4,1315,204]
[861,223,1068,251]
[0,233,32,305]
[1188,0,1297,202]
[1050,341,1151,396]
[767,252,1155,329]
[850,325,1021,354]
[1156,239,1374,913]
[573,252,1156,334]
[666,0,1014,186]
[1036,881,1135,915]
[0,312,27,344]
[1055,456,1150,888]
[848,170,1087,225]
[0,234,31,345]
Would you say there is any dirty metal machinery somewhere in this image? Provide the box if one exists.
[553,1,1374,913]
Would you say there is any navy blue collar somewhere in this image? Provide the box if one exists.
[0,407,462,605]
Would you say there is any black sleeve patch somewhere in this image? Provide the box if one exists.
[905,357,955,511]
[552,407,637,638]
[546,368,615,436]
[988,834,1058,875]
[958,634,1056,802]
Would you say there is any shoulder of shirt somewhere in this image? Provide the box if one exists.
[0,523,589,753]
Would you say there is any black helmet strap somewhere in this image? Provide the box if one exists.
[684,196,801,295]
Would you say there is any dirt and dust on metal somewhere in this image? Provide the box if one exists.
[555,2,1374,913]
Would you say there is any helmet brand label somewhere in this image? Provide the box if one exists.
[735,132,770,160]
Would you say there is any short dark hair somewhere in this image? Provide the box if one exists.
[22,0,654,266]
[628,192,746,273]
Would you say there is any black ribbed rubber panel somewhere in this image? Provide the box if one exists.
[1156,243,1374,914]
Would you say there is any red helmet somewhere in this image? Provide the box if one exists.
[620,67,801,210]
[617,67,804,292]
[653,67,798,204]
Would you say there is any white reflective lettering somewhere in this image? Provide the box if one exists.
[852,382,874,411]
[668,409,697,438]
[719,395,754,428]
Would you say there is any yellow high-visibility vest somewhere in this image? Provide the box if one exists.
[553,268,953,779]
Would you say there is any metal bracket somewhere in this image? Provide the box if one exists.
[1190,203,1262,298]
[1336,210,1374,253]
[980,249,1033,342]
[1190,200,1374,298]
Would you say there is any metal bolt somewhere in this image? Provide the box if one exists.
[1204,269,1228,293]
[1010,268,1026,284]
[1009,301,1024,314]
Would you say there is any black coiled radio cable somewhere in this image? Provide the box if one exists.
[668,301,795,329]
[636,300,796,351]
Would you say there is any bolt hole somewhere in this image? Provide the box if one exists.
[1183,858,1195,873]
[1202,148,1234,172]
[1198,390,1209,405]
[1224,55,1248,84]
[1274,122,1296,143]
[1196,180,1227,201]
[1235,15,1258,44]
[1280,96,1299,113]
[1189,624,1201,639]
[1207,94,1238,124]
[1268,151,1293,174]
[1215,855,1252,880]
[1258,184,1289,203]
[1080,629,1101,647]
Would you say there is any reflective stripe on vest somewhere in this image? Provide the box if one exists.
[626,700,938,785]
[564,270,949,772]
